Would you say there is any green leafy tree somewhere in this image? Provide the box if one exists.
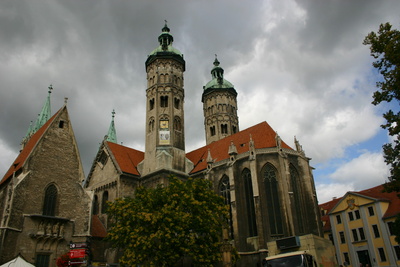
[363,22,400,194]
[107,176,232,266]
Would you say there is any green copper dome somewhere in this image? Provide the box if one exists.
[204,57,234,90]
[149,22,182,56]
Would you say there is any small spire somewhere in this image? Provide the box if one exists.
[64,97,68,105]
[206,148,213,164]
[106,109,117,143]
[228,140,238,155]
[211,56,224,82]
[33,85,53,132]
[159,20,173,50]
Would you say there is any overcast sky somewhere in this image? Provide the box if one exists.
[1,0,399,203]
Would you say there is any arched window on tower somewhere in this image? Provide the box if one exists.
[242,168,258,237]
[290,164,305,234]
[174,98,180,109]
[174,116,182,131]
[210,126,216,136]
[232,125,237,134]
[263,163,283,236]
[102,191,109,214]
[149,98,155,110]
[219,175,234,238]
[148,118,155,133]
[160,96,168,107]
[43,184,58,216]
[221,124,228,134]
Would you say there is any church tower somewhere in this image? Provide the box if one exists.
[139,23,191,179]
[202,57,239,145]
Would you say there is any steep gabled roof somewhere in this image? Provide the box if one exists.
[1,108,61,186]
[186,121,292,174]
[106,141,144,176]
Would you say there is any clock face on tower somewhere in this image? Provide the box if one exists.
[160,120,169,129]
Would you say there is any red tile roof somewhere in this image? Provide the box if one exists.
[0,109,61,186]
[91,215,107,238]
[186,121,292,174]
[106,141,144,176]
[319,197,341,232]
[356,184,400,219]
[319,184,400,232]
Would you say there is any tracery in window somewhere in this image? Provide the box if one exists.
[263,163,283,235]
[242,168,258,237]
[219,175,233,238]
[290,164,305,233]
[43,184,58,216]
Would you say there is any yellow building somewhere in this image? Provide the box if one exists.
[320,185,400,266]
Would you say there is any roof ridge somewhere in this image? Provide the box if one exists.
[0,106,64,186]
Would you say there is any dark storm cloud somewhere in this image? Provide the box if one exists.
[1,0,399,202]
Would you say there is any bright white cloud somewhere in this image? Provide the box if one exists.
[329,151,390,186]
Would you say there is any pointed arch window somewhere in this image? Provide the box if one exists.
[174,97,180,109]
[160,96,168,107]
[263,163,283,235]
[43,184,58,216]
[149,98,155,110]
[290,165,305,233]
[210,126,216,136]
[242,168,258,237]
[219,175,234,238]
[221,124,228,134]
[93,195,99,215]
[102,191,109,214]
[174,116,182,131]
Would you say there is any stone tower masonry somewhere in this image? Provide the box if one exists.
[138,23,192,180]
[202,57,239,145]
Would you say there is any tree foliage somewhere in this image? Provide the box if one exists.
[363,22,400,194]
[107,176,231,266]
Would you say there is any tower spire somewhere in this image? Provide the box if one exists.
[21,85,53,150]
[33,85,53,132]
[106,109,117,143]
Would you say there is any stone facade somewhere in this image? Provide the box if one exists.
[0,105,91,267]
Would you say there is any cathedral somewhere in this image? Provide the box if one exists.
[0,23,329,266]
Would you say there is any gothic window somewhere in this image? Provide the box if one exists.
[174,97,180,109]
[59,120,64,128]
[160,74,165,83]
[290,164,305,233]
[149,98,155,110]
[148,118,155,133]
[232,126,237,134]
[102,191,109,214]
[242,168,258,237]
[221,124,228,134]
[174,116,182,131]
[98,151,108,166]
[93,195,99,215]
[160,96,168,107]
[263,163,283,235]
[43,184,58,216]
[219,175,233,238]
[210,126,216,136]
[165,73,169,83]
